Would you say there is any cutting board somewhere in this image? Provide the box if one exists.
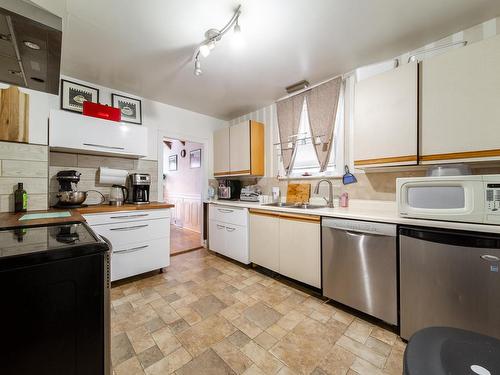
[286,183,311,204]
[0,86,29,143]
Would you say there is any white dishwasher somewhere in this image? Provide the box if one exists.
[322,218,398,325]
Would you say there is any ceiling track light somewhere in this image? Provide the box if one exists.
[193,4,242,76]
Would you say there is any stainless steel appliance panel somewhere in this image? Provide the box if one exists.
[322,219,398,325]
[400,227,500,340]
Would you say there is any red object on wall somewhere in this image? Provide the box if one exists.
[83,101,121,122]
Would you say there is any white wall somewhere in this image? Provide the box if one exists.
[163,140,203,196]
[3,75,226,172]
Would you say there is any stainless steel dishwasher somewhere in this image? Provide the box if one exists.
[400,227,500,340]
[322,218,398,325]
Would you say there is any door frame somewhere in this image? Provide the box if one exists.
[157,129,208,246]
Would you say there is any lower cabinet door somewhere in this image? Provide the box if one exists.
[249,212,280,272]
[209,220,227,255]
[224,224,249,264]
[111,237,170,281]
[279,217,321,288]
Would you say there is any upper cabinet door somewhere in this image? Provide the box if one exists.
[229,121,251,175]
[213,127,230,176]
[420,35,500,164]
[49,109,148,158]
[354,62,418,168]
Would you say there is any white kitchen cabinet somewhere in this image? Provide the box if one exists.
[209,220,227,254]
[249,209,321,288]
[354,62,418,168]
[213,127,230,176]
[84,209,170,281]
[213,120,264,177]
[249,210,280,272]
[279,214,321,288]
[420,34,500,164]
[229,121,251,174]
[208,204,249,264]
[49,109,148,158]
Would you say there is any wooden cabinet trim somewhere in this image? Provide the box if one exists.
[354,155,417,166]
[420,149,500,162]
[249,209,281,219]
[214,169,250,177]
[250,121,265,176]
[279,212,321,223]
[249,209,320,223]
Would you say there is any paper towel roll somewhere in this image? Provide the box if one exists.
[98,167,128,185]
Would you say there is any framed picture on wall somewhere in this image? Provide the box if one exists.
[60,79,99,113]
[112,93,142,124]
[168,155,178,171]
[190,149,201,168]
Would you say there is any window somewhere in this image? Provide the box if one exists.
[286,88,344,177]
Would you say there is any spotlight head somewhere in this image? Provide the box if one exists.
[234,20,241,34]
[194,59,202,76]
[199,44,211,58]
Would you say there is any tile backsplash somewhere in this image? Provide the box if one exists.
[49,152,158,207]
[0,141,48,212]
[210,165,500,202]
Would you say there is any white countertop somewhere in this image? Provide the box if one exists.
[206,199,500,234]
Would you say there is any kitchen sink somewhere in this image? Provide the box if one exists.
[263,202,326,209]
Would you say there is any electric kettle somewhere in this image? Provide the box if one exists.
[109,185,128,206]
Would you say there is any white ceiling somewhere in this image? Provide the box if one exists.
[56,0,500,120]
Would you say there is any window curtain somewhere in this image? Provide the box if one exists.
[305,77,342,172]
[276,93,306,173]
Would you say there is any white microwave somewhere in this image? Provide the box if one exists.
[397,174,500,224]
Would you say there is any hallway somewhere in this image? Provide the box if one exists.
[170,225,202,255]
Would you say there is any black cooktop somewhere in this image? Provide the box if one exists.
[0,222,109,270]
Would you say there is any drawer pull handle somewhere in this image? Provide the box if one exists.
[110,214,149,219]
[114,245,149,254]
[217,224,226,229]
[481,255,500,262]
[110,224,149,231]
[226,227,236,232]
[218,209,234,213]
[83,143,125,150]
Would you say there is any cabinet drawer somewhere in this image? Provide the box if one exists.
[90,218,170,248]
[209,219,226,255]
[209,205,247,226]
[84,209,171,226]
[111,237,170,281]
[224,223,249,264]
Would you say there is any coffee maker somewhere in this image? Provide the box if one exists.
[129,173,150,204]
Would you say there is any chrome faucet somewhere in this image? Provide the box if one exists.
[314,179,334,208]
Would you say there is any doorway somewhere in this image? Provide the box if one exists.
[162,137,204,255]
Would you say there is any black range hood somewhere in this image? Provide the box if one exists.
[0,0,62,95]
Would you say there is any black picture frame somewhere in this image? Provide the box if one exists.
[60,79,99,113]
[112,93,142,125]
[190,149,201,168]
[168,155,178,171]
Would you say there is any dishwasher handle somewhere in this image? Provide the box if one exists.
[400,227,500,249]
[322,218,396,237]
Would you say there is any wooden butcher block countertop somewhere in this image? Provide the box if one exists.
[74,202,174,214]
[0,202,174,229]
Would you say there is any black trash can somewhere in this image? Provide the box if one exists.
[404,327,500,375]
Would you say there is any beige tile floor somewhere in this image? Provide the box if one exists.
[111,249,405,375]
[170,225,202,255]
